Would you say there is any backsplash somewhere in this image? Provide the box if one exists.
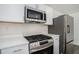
[0,23,48,36]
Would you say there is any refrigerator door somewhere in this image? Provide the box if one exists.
[65,15,74,43]
[64,15,74,54]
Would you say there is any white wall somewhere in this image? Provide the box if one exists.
[0,23,48,36]
[70,13,79,45]
[53,10,64,18]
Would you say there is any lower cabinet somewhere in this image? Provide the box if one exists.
[0,44,29,54]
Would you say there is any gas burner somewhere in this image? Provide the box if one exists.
[24,34,52,43]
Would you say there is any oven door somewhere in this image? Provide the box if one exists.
[30,42,53,54]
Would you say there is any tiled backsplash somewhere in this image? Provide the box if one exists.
[0,23,48,36]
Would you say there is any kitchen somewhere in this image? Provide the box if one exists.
[0,4,78,54]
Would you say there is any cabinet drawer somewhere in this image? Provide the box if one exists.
[1,44,29,54]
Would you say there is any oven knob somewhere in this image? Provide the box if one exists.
[35,44,37,47]
[34,44,36,47]
[33,44,35,47]
[33,43,36,47]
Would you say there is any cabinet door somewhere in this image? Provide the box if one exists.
[38,5,53,25]
[0,4,25,23]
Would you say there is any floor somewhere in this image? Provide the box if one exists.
[66,44,79,54]
[73,45,79,54]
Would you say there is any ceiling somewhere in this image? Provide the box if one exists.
[47,4,79,14]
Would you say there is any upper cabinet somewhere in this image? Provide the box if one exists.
[0,4,25,23]
[38,5,53,25]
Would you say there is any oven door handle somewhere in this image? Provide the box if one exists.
[30,42,53,53]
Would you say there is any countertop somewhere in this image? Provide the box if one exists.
[0,34,29,49]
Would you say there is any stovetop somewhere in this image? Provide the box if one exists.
[24,34,52,43]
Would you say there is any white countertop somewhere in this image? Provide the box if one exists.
[0,34,29,49]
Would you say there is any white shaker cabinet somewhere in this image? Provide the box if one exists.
[38,5,53,25]
[0,4,25,23]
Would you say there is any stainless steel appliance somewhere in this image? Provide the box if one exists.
[24,6,46,23]
[24,34,53,54]
[48,15,74,54]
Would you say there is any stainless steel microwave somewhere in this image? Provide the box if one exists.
[24,6,46,23]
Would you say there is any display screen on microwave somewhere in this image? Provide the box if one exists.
[27,9,43,20]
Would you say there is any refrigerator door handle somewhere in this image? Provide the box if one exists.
[67,25,70,33]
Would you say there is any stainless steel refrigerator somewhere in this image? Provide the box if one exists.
[48,15,74,54]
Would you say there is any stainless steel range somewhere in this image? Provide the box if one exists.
[24,34,53,54]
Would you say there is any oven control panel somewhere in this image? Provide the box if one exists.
[30,39,53,49]
[30,42,40,49]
